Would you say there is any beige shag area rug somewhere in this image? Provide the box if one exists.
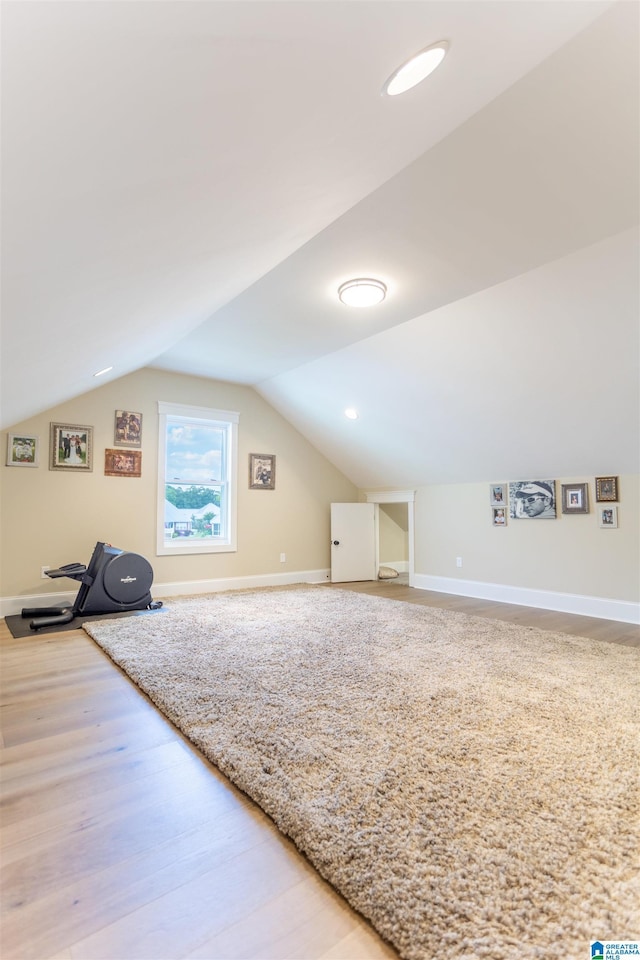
[84,587,640,960]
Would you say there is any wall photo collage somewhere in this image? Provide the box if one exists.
[5,411,145,478]
[3,423,623,530]
[490,477,620,528]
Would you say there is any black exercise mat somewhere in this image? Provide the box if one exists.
[5,606,164,639]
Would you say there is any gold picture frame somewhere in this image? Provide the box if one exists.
[595,476,618,502]
[49,423,93,472]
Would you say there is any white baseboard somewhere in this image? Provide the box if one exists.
[0,569,332,618]
[154,569,331,600]
[4,570,637,626]
[1,590,76,618]
[413,574,640,625]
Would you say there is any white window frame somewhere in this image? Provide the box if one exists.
[157,401,239,556]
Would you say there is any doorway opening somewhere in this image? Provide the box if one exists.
[378,502,410,584]
[366,490,415,587]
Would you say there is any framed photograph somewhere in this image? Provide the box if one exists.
[104,449,142,478]
[249,453,275,490]
[490,484,506,506]
[561,482,589,514]
[508,480,556,519]
[595,476,618,502]
[598,505,618,528]
[492,507,507,527]
[6,433,39,467]
[114,410,142,447]
[49,423,93,471]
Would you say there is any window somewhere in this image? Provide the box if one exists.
[157,402,239,556]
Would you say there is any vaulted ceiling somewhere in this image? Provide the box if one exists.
[2,1,638,487]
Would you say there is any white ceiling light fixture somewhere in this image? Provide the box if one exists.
[382,40,449,97]
[338,278,387,307]
[93,366,113,377]
[344,408,359,420]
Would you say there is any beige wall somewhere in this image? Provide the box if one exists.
[379,503,409,565]
[2,369,637,611]
[0,368,358,599]
[414,477,640,602]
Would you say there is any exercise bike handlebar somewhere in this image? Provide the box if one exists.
[45,563,87,580]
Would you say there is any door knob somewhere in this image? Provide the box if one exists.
[332,540,340,546]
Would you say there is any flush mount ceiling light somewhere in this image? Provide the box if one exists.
[93,366,113,378]
[338,278,387,307]
[382,40,448,97]
[344,408,359,420]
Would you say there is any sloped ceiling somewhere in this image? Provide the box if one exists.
[1,1,638,488]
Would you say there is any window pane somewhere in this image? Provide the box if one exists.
[165,422,225,484]
[163,420,226,545]
[164,483,223,544]
[157,403,238,556]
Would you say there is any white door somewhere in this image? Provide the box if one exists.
[330,503,377,583]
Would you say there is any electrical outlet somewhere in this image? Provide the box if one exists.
[456,557,463,568]
[41,565,51,579]
[280,553,286,563]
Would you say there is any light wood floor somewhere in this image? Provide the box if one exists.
[1,584,638,960]
[333,578,640,647]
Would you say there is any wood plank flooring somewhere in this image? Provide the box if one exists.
[333,577,640,646]
[1,584,638,960]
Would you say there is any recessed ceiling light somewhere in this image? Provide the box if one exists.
[338,278,387,307]
[93,366,113,377]
[344,408,359,420]
[382,41,448,97]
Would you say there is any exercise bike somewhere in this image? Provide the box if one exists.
[22,541,162,631]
